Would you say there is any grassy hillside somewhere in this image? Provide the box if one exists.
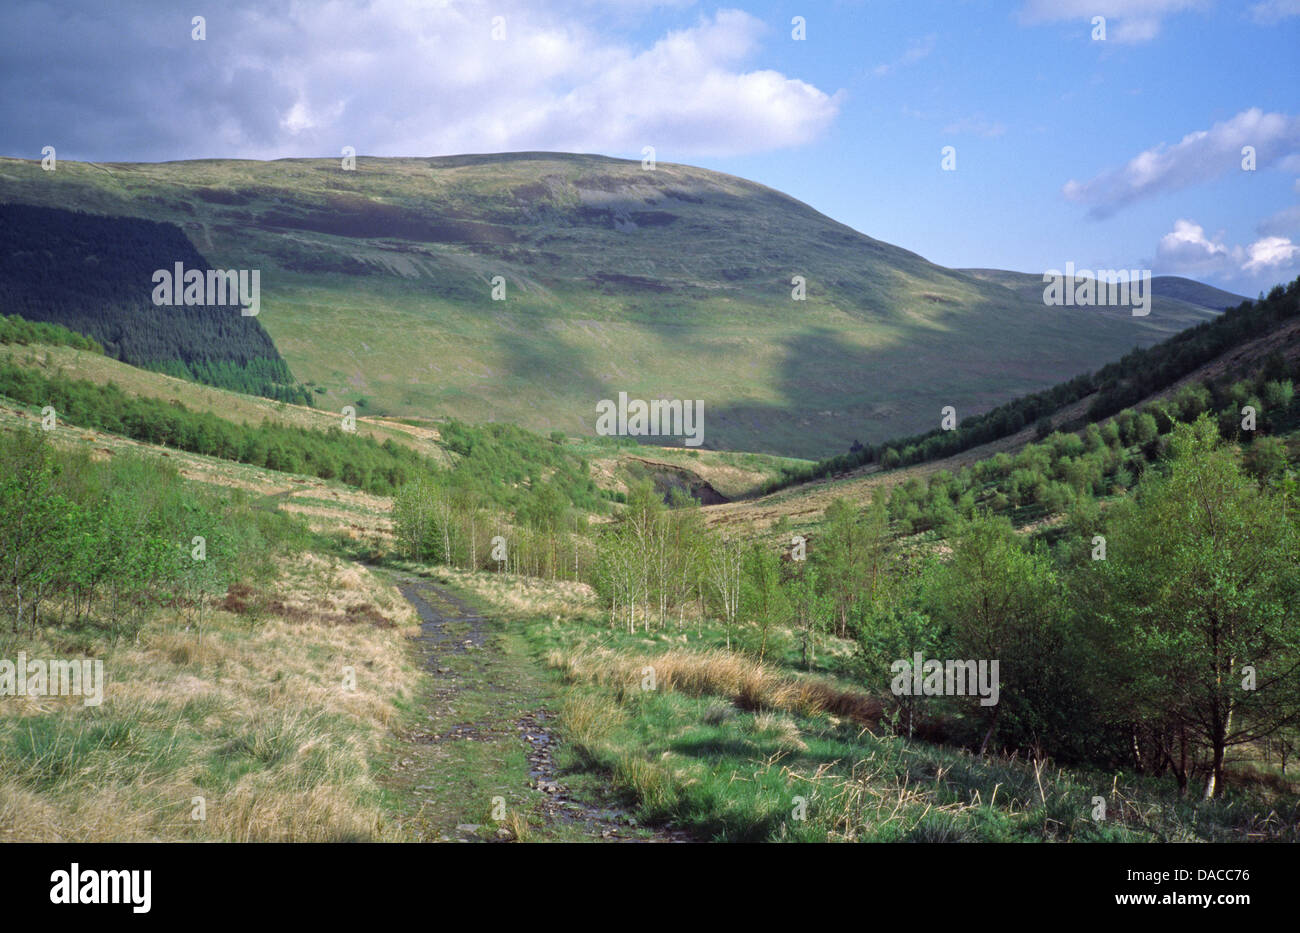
[960,268,1245,336]
[0,203,309,403]
[0,339,805,501]
[709,296,1300,535]
[749,277,1287,503]
[0,153,1215,458]
[3,285,1296,842]
[0,341,444,458]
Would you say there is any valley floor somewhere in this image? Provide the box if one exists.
[381,566,1299,843]
[2,321,1297,842]
[380,568,682,842]
[3,533,1295,843]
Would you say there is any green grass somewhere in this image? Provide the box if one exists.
[0,341,448,461]
[523,612,1300,843]
[375,570,642,842]
[0,153,1217,458]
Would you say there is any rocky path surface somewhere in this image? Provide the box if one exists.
[391,573,689,842]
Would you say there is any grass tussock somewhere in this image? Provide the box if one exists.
[0,554,420,842]
[530,629,1299,842]
[550,646,883,725]
[423,566,598,620]
[559,691,627,761]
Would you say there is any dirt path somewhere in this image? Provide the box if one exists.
[389,573,688,842]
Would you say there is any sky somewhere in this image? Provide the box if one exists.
[2,0,1298,295]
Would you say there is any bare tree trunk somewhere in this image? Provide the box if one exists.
[1177,726,1189,795]
[978,707,1001,756]
[1205,707,1232,800]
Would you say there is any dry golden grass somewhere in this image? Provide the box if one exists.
[0,554,422,842]
[429,567,598,620]
[280,499,393,542]
[752,711,808,753]
[781,759,977,842]
[501,807,532,842]
[560,691,627,756]
[550,646,883,725]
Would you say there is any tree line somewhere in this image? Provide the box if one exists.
[0,203,312,404]
[0,361,429,494]
[882,367,1295,536]
[0,428,307,637]
[0,314,104,352]
[394,404,1300,800]
[763,276,1300,492]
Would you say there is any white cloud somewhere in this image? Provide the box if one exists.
[871,34,936,76]
[1243,236,1300,272]
[1019,0,1210,42]
[1250,0,1300,23]
[516,9,842,156]
[1063,108,1300,217]
[1156,218,1300,289]
[0,0,840,161]
[1157,219,1230,271]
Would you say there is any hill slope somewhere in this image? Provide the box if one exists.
[0,153,1222,457]
[960,267,1245,335]
[0,202,308,402]
[709,278,1299,534]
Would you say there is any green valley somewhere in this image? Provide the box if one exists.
[0,153,1243,458]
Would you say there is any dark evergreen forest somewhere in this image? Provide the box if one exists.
[0,203,312,405]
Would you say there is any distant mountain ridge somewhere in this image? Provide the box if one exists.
[960,267,1247,332]
[0,152,1247,457]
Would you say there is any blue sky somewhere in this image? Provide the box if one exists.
[2,0,1298,294]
